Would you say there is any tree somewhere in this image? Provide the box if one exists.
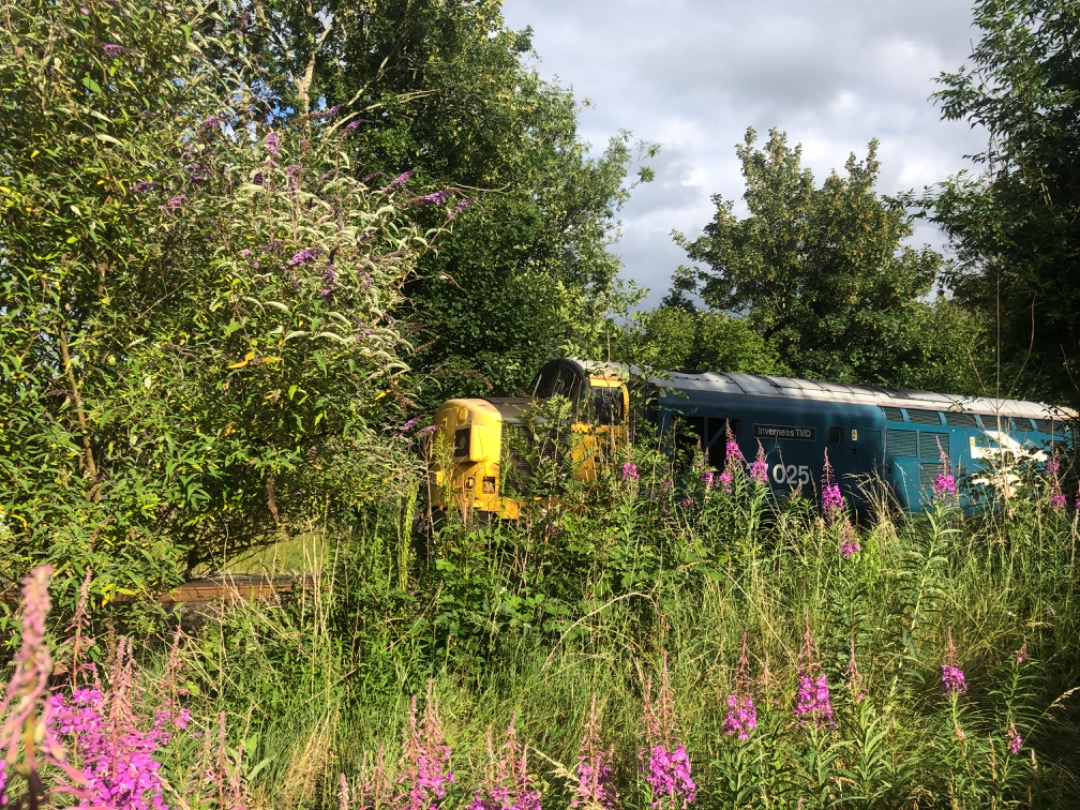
[623,307,786,376]
[222,0,651,402]
[673,128,943,387]
[0,0,429,596]
[929,0,1080,410]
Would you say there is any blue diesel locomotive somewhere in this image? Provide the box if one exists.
[536,360,1075,512]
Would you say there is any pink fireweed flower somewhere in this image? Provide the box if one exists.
[468,718,541,810]
[640,656,694,808]
[795,673,835,727]
[941,630,968,696]
[846,637,866,703]
[571,695,617,810]
[820,451,843,520]
[840,522,860,559]
[795,610,834,727]
[941,665,967,695]
[622,462,639,481]
[723,632,757,740]
[750,442,768,486]
[933,448,956,501]
[1008,724,1022,755]
[1047,454,1066,509]
[718,470,733,494]
[700,470,714,490]
[398,687,454,810]
[722,694,756,740]
[1016,641,1028,665]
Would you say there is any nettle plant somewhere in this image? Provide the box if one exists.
[0,0,455,606]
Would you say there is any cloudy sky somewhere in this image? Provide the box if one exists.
[500,0,990,309]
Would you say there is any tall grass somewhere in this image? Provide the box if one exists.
[3,456,1078,808]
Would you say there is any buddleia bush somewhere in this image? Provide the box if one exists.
[0,0,443,614]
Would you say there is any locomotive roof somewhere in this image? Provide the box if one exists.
[563,359,1075,422]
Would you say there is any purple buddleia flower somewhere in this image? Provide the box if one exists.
[345,120,361,133]
[286,164,302,191]
[102,43,126,57]
[383,170,414,192]
[288,247,319,266]
[448,198,473,220]
[131,180,156,193]
[417,189,453,206]
[320,265,338,297]
[264,131,280,157]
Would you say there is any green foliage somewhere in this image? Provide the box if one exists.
[622,306,786,375]
[673,128,949,387]
[226,0,654,402]
[928,0,1080,409]
[0,0,428,606]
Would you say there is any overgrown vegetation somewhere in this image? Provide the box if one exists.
[3,451,1080,808]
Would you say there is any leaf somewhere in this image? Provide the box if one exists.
[228,351,255,369]
[81,76,102,93]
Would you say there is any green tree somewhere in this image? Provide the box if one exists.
[226,0,650,402]
[673,128,942,387]
[928,0,1080,409]
[623,307,786,376]
[0,0,428,597]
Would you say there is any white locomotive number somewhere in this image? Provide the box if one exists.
[772,464,811,486]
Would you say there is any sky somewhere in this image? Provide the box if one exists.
[500,0,990,309]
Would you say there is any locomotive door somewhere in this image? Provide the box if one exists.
[855,430,881,475]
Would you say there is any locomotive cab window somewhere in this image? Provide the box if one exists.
[453,427,471,458]
[828,426,844,445]
[590,387,625,426]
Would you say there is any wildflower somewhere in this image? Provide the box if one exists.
[288,247,319,266]
[724,422,744,466]
[840,522,860,559]
[622,462,639,481]
[680,497,692,508]
[718,470,733,493]
[572,695,617,810]
[345,120,362,133]
[933,449,956,501]
[470,718,541,810]
[102,43,126,57]
[941,630,968,696]
[265,131,280,157]
[1016,641,1027,665]
[795,610,834,727]
[321,264,339,297]
[384,170,414,192]
[131,180,156,193]
[750,442,768,486]
[252,171,265,186]
[448,198,473,220]
[723,633,757,740]
[398,686,454,810]
[700,470,714,490]
[158,194,186,213]
[820,450,843,520]
[203,115,223,129]
[795,673,834,727]
[1007,724,1022,755]
[80,5,89,12]
[846,637,866,703]
[240,249,252,258]
[417,189,453,206]
[640,657,695,809]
